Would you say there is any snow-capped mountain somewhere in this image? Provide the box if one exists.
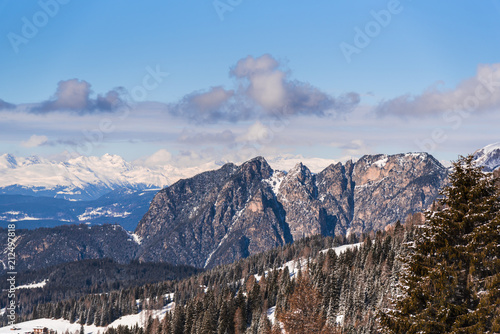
[0,153,344,201]
[473,142,500,172]
[0,153,171,200]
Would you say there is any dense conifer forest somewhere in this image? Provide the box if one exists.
[4,223,413,333]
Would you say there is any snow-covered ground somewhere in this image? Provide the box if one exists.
[125,231,143,245]
[319,242,363,256]
[266,306,276,325]
[0,302,176,334]
[0,319,101,334]
[78,207,131,221]
[17,279,48,290]
[263,171,286,196]
[249,242,364,285]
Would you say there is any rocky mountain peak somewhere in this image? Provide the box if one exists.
[239,156,273,179]
[286,162,313,183]
[133,153,448,268]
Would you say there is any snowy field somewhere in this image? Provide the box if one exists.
[0,302,175,334]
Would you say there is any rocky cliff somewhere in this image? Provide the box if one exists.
[135,157,291,268]
[135,153,448,268]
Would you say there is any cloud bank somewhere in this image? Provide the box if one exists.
[376,63,500,118]
[21,134,48,147]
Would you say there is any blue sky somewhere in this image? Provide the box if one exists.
[1,0,500,168]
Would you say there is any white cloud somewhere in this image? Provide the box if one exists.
[237,121,273,143]
[232,54,286,109]
[169,86,238,123]
[376,63,500,118]
[21,135,48,147]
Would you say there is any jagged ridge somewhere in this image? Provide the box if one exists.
[135,153,448,268]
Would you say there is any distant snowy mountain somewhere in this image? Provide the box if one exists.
[0,153,171,200]
[473,142,500,172]
[0,153,343,201]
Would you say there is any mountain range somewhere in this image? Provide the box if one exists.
[135,153,448,268]
[1,151,450,272]
[0,153,169,201]
[0,153,337,201]
[0,153,335,229]
[1,143,499,273]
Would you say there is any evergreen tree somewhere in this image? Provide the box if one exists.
[380,155,500,333]
[256,313,271,334]
[216,301,232,334]
[171,305,185,334]
[278,271,326,333]
[200,303,217,334]
[234,306,247,334]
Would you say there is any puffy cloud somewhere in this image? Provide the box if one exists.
[32,79,124,114]
[169,87,239,122]
[169,54,360,123]
[231,54,286,110]
[376,63,500,118]
[21,134,48,147]
[231,54,280,78]
[237,121,273,143]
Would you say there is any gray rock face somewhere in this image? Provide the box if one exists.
[350,153,446,234]
[136,153,448,268]
[135,157,291,268]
